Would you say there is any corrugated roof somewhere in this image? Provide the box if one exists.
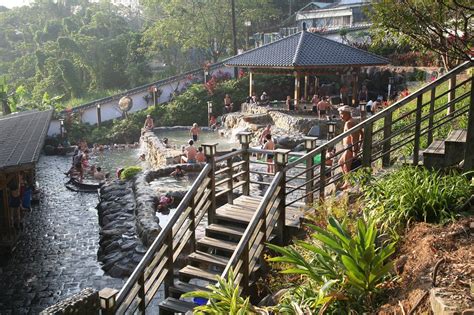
[224,31,388,68]
[0,110,53,171]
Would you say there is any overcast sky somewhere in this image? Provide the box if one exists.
[0,0,31,8]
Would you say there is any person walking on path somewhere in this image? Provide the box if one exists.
[338,105,363,190]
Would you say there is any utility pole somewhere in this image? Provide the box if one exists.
[230,0,238,78]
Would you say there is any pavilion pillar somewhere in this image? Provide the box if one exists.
[314,76,319,96]
[352,70,359,107]
[304,75,309,101]
[249,71,254,98]
[294,71,301,106]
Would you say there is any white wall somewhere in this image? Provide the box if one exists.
[48,64,234,136]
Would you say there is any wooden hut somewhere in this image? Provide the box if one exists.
[0,110,53,251]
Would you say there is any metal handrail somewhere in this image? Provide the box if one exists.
[114,163,212,311]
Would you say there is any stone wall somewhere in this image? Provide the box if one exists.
[40,288,100,314]
[140,130,167,169]
[97,180,147,278]
[233,103,342,138]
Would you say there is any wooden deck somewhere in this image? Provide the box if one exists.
[216,195,305,229]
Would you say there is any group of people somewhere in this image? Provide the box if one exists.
[7,173,34,230]
[245,91,269,106]
[68,141,107,182]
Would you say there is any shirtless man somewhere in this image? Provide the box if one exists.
[317,97,331,119]
[180,139,198,163]
[338,106,363,189]
[144,115,154,130]
[190,123,200,142]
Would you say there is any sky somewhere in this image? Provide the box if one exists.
[0,0,31,8]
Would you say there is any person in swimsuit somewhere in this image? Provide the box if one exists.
[144,115,154,130]
[170,165,185,177]
[317,97,330,120]
[224,94,233,113]
[286,95,294,111]
[338,106,363,189]
[190,123,200,142]
[155,193,174,213]
[311,94,320,113]
[263,133,275,174]
[196,147,206,163]
[180,139,198,163]
[9,176,22,230]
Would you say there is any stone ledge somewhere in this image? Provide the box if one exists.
[430,287,473,315]
[40,288,99,314]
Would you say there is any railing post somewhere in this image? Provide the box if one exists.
[227,158,234,204]
[382,112,392,167]
[164,231,174,298]
[427,87,436,145]
[319,147,326,200]
[189,192,196,254]
[413,95,423,165]
[275,149,290,245]
[99,288,118,315]
[202,143,218,224]
[463,74,474,171]
[447,75,456,116]
[241,244,250,295]
[303,137,317,205]
[362,122,373,167]
[137,273,146,312]
[238,132,252,196]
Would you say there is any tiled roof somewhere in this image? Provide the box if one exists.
[0,110,53,171]
[224,31,388,68]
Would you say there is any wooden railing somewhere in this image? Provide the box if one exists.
[112,164,213,314]
[223,59,473,291]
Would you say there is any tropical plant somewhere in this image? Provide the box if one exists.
[362,167,473,231]
[120,166,142,180]
[268,217,395,312]
[182,268,262,315]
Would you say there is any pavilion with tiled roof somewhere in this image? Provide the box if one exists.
[224,30,389,105]
[0,109,53,249]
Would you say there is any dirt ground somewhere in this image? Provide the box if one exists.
[378,217,474,314]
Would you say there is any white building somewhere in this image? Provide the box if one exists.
[296,0,371,31]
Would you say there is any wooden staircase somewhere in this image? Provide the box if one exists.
[423,129,467,169]
[159,195,266,314]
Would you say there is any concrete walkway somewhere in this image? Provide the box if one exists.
[0,155,125,314]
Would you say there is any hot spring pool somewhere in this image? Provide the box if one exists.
[154,128,240,152]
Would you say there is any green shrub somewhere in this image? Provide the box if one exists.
[268,217,395,312]
[120,166,142,180]
[182,268,261,314]
[363,167,472,230]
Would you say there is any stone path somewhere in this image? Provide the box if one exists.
[0,155,125,314]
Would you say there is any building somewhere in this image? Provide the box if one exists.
[296,0,371,32]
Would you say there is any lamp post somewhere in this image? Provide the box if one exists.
[202,143,218,224]
[59,119,64,139]
[359,101,366,120]
[153,86,158,105]
[96,104,101,127]
[238,132,251,195]
[99,288,118,314]
[244,21,251,50]
[327,121,337,140]
[303,137,317,204]
[207,101,213,127]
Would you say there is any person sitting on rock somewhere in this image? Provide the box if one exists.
[180,139,197,163]
[170,165,185,178]
[144,115,154,131]
[94,167,106,181]
[155,193,174,213]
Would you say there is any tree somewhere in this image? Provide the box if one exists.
[143,0,278,67]
[370,0,473,70]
